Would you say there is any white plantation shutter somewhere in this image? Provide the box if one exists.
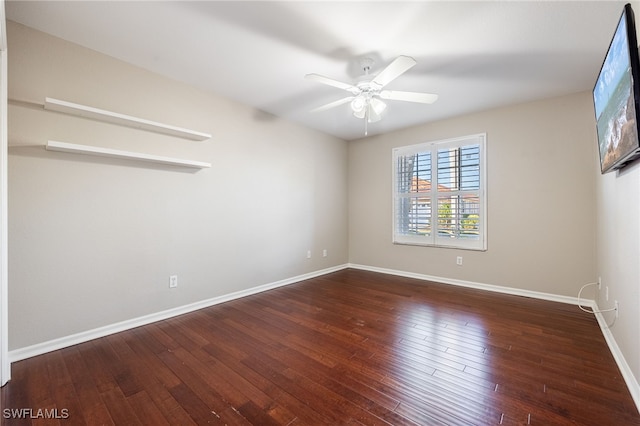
[395,151,432,237]
[393,134,487,250]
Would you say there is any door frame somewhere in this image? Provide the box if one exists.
[1,0,10,386]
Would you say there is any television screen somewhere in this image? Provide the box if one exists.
[594,3,640,174]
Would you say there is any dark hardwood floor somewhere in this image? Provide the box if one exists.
[2,268,639,425]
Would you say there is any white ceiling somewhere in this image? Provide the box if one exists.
[5,1,628,141]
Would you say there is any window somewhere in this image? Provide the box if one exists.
[393,134,486,250]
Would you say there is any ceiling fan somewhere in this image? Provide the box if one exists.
[305,55,438,133]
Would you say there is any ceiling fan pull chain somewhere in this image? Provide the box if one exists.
[364,109,369,136]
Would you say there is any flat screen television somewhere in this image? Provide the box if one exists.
[594,3,640,174]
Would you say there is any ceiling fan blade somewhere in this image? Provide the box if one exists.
[310,96,354,113]
[371,55,416,88]
[305,73,359,93]
[379,90,438,104]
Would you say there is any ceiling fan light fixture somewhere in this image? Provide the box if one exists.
[353,108,366,119]
[350,95,366,113]
[367,109,381,123]
[370,97,387,116]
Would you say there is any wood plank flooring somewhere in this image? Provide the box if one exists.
[2,268,639,425]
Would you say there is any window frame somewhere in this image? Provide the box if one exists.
[392,133,487,251]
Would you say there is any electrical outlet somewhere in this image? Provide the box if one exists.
[322,249,327,257]
[456,256,463,266]
[597,276,601,290]
[169,275,178,289]
[615,300,619,318]
[606,286,609,301]
[306,250,311,259]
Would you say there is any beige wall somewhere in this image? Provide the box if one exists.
[7,22,348,350]
[349,92,597,297]
[596,158,640,391]
[593,0,640,398]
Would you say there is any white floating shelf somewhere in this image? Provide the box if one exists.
[44,97,211,141]
[46,141,211,169]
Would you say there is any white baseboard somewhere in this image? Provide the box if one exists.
[8,264,349,363]
[593,303,640,412]
[347,263,584,305]
[348,263,640,414]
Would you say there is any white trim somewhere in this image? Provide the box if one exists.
[8,264,348,363]
[46,140,211,169]
[0,0,8,386]
[0,0,5,51]
[348,263,581,305]
[593,302,640,412]
[44,97,211,141]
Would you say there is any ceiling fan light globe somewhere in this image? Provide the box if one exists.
[367,105,383,123]
[351,95,367,113]
[370,98,387,116]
